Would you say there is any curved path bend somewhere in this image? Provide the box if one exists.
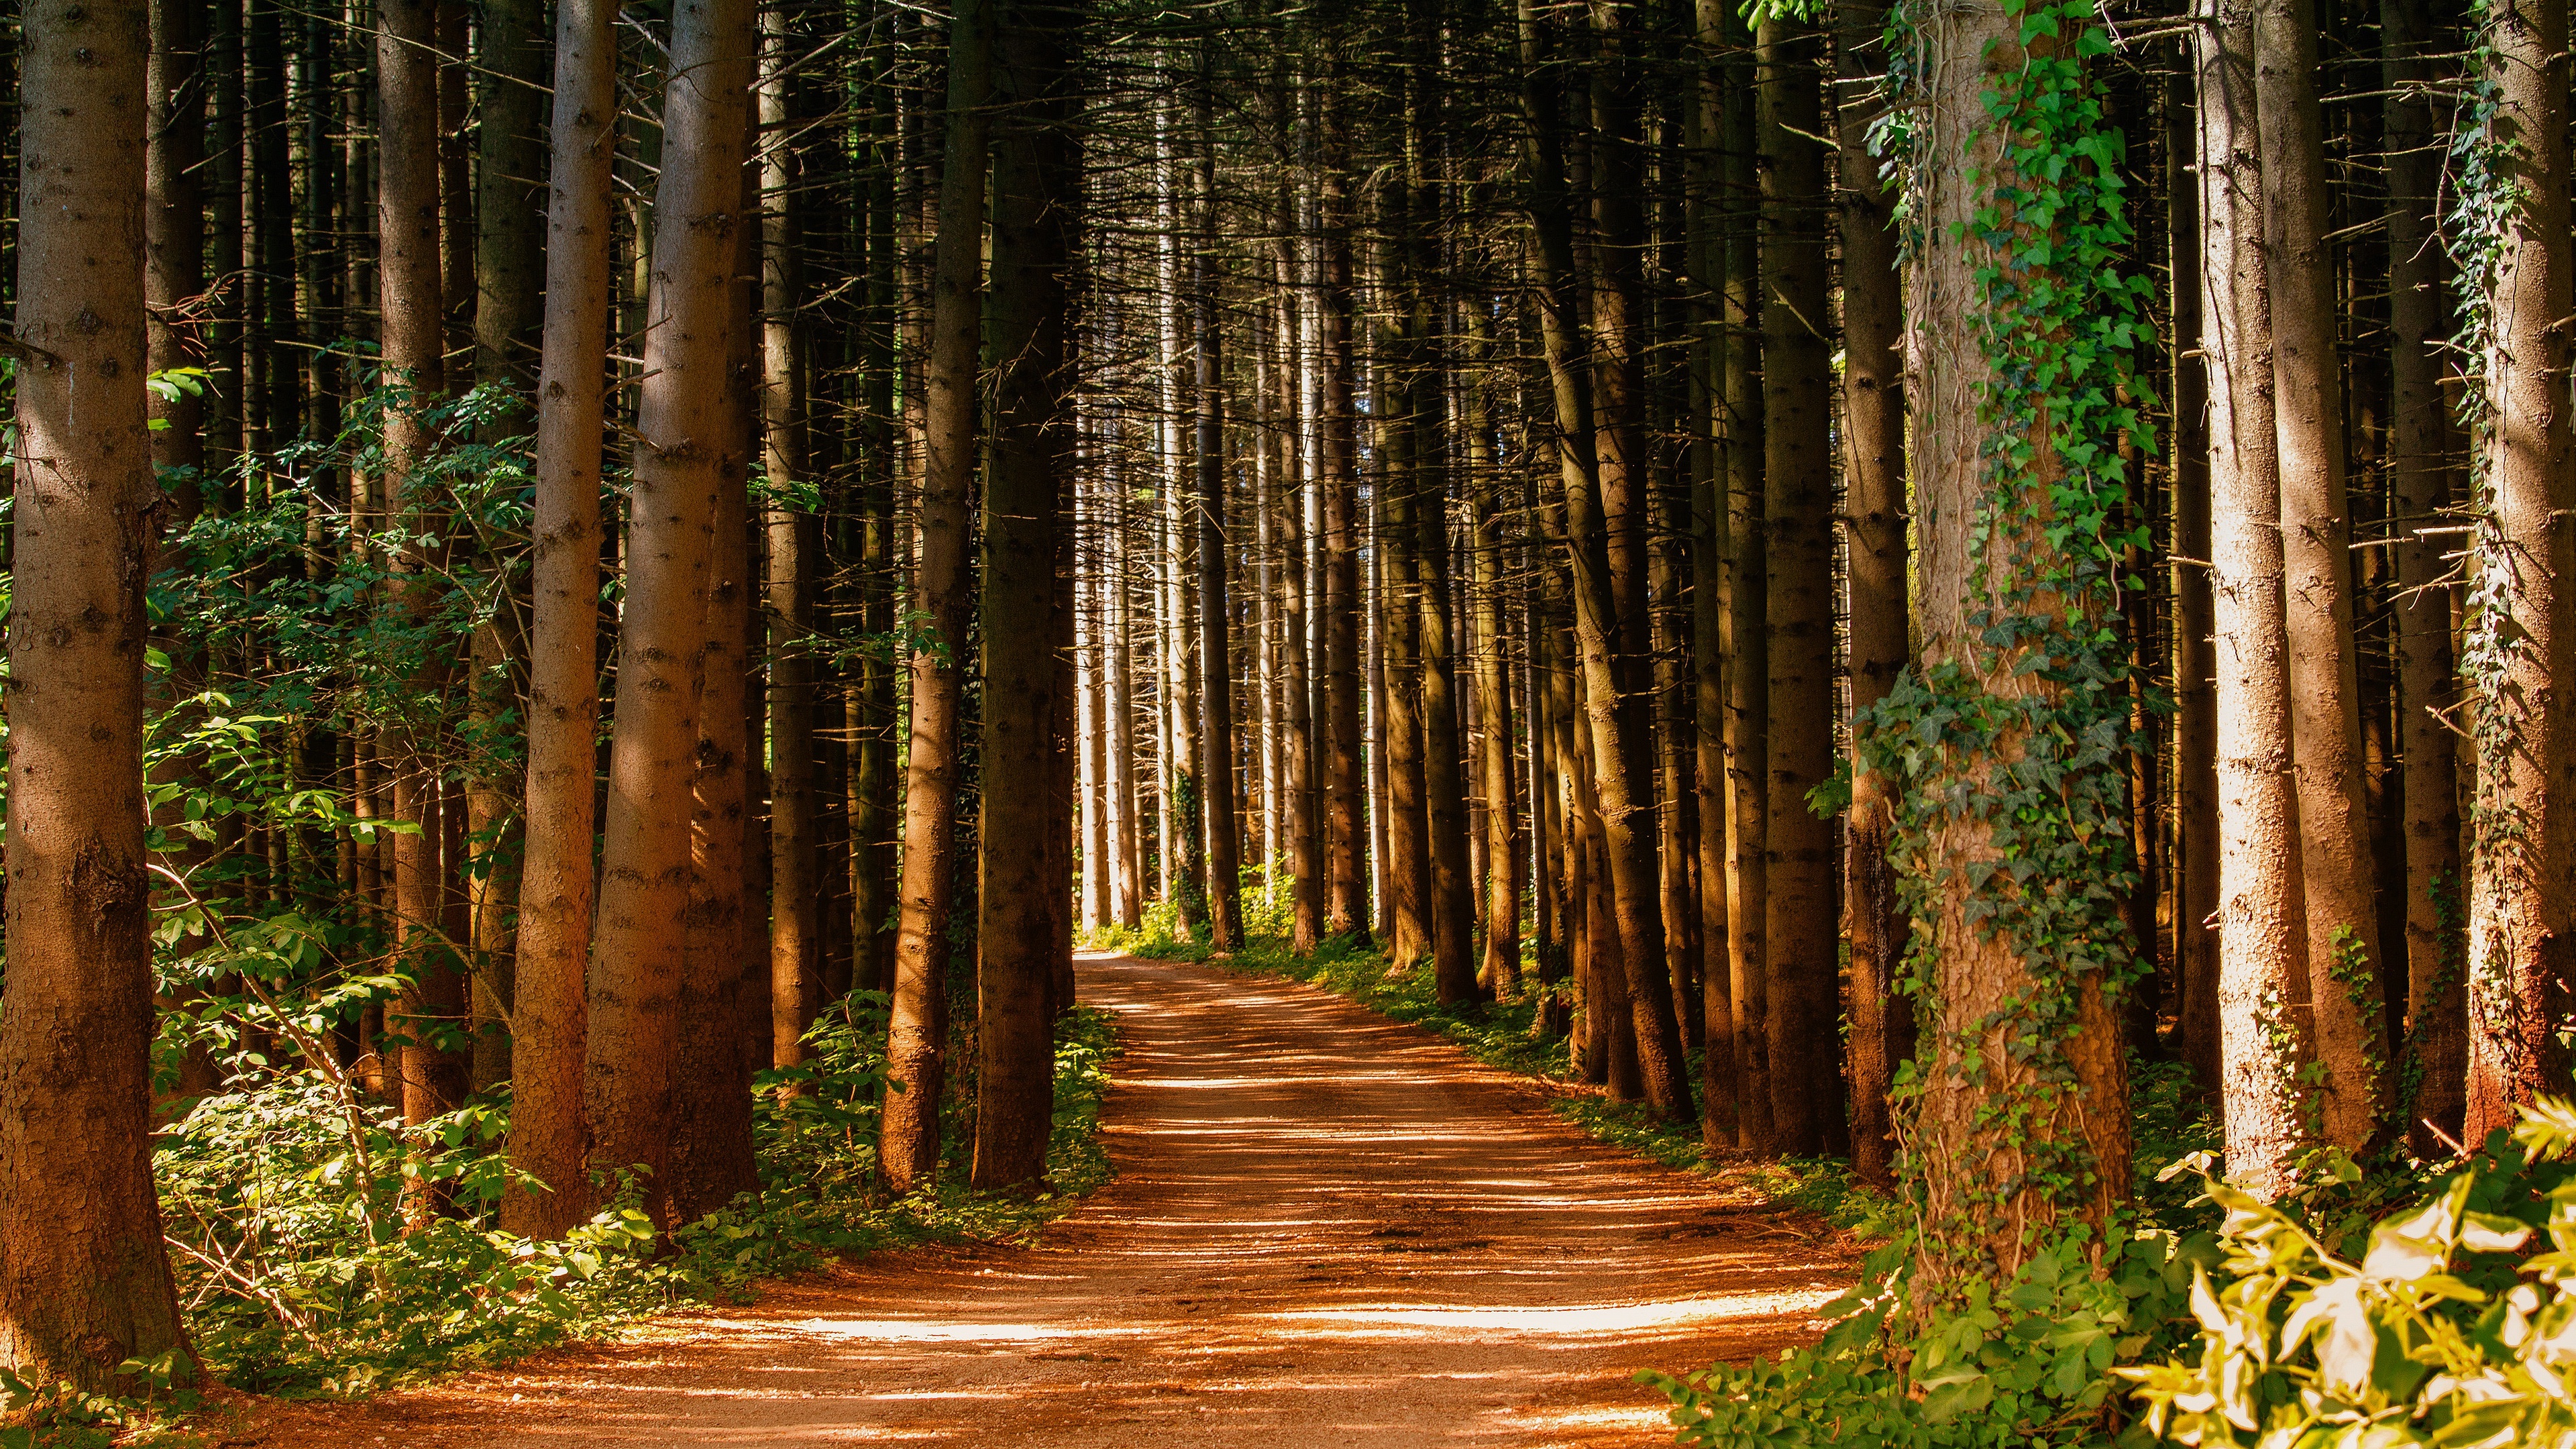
[246,952,1851,1448]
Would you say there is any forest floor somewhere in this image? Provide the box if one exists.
[217,952,1855,1448]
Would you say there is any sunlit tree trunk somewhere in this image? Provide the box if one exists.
[2461,0,2574,1146]
[0,0,196,1386]
[1896,0,2133,1286]
[502,0,619,1241]
[879,0,991,1192]
[2198,0,2312,1197]
[1583,0,1692,1118]
[1719,0,1772,1154]
[584,0,753,1224]
[2258,0,2389,1152]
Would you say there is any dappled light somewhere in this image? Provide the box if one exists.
[239,953,1847,1446]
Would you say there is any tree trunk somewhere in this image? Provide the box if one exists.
[2461,0,2574,1146]
[1756,12,1839,1155]
[2198,0,2313,1197]
[1193,82,1244,952]
[466,0,545,1101]
[1317,97,1370,943]
[378,0,468,1216]
[1719,0,1772,1155]
[1894,0,2134,1289]
[1271,131,1324,955]
[2257,0,2388,1153]
[1687,0,1734,1148]
[881,0,991,1192]
[1466,319,1520,994]
[1836,0,1911,1187]
[2380,0,2463,1155]
[584,0,753,1224]
[2165,42,2221,1102]
[973,0,1077,1191]
[0,0,196,1387]
[764,11,822,1076]
[1583,0,1692,1120]
[502,0,619,1241]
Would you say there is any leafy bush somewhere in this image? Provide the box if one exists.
[151,999,1122,1398]
[2124,1099,2576,1448]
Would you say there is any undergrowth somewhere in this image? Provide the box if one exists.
[33,996,1122,1442]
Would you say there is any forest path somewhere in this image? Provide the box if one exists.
[245,952,1851,1448]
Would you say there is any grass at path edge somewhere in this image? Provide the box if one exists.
[25,1008,1124,1444]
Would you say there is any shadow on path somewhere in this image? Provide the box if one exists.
[244,951,1852,1448]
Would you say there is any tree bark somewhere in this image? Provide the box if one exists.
[2380,0,2463,1155]
[1836,0,1911,1186]
[378,0,468,1215]
[974,0,1079,1191]
[880,0,992,1192]
[1901,0,2133,1284]
[1719,0,1772,1154]
[2257,0,2389,1152]
[1192,78,1244,953]
[2165,42,2220,1102]
[502,0,619,1241]
[584,0,753,1224]
[0,0,196,1387]
[2461,0,2574,1146]
[1756,12,1839,1155]
[763,11,822,1075]
[2198,0,2313,1197]
[1317,92,1370,943]
[1582,0,1692,1119]
[1687,0,1735,1148]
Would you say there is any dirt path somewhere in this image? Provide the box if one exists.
[239,952,1851,1447]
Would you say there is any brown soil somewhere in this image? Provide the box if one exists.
[220,951,1854,1448]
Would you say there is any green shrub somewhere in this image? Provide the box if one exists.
[151,998,1122,1398]
[2123,1098,2576,1447]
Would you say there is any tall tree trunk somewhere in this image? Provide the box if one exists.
[468,0,547,1098]
[502,0,619,1242]
[1583,0,1692,1119]
[1467,318,1520,994]
[1756,11,1838,1155]
[1377,315,1433,973]
[378,0,468,1212]
[146,0,203,507]
[1719,0,1773,1154]
[2381,0,2463,1155]
[0,0,196,1387]
[665,122,764,1221]
[1836,0,1910,1187]
[880,0,991,1191]
[1272,121,1324,955]
[2461,0,2573,1145]
[1318,95,1370,943]
[1193,78,1244,952]
[973,0,1079,1191]
[1688,0,1735,1148]
[1892,0,2135,1289]
[2258,0,2388,1152]
[583,0,753,1225]
[764,10,822,1077]
[2198,0,2312,1197]
[2166,42,2220,1101]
